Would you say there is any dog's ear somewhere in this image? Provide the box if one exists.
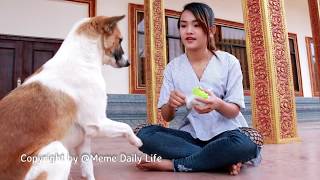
[104,15,125,34]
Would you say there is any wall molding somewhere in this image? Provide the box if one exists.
[66,0,96,17]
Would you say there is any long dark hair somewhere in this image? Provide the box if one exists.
[178,2,217,56]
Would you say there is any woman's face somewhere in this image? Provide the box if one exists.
[179,10,208,51]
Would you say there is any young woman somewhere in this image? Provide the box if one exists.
[135,2,261,175]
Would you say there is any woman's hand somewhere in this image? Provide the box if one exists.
[161,90,186,122]
[193,89,222,114]
[167,90,186,109]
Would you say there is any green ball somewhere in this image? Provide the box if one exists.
[192,87,209,99]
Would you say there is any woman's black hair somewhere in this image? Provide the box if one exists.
[178,2,217,56]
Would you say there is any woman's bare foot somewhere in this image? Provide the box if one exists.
[229,162,242,175]
[136,158,174,171]
[136,156,242,174]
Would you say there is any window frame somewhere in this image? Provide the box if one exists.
[128,3,180,94]
[288,33,303,96]
[306,36,320,96]
[214,19,251,96]
[65,0,96,17]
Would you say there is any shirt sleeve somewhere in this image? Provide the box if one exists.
[223,56,245,109]
[157,63,174,108]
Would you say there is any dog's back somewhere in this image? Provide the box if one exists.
[0,82,76,179]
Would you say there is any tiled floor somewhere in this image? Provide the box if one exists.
[70,122,320,180]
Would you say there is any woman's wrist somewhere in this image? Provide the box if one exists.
[166,103,177,112]
[215,97,224,112]
[215,98,240,118]
[161,103,176,122]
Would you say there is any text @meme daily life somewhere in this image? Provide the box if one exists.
[20,153,162,164]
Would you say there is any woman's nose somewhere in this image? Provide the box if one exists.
[186,25,193,34]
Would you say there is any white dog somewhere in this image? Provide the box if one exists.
[0,15,142,180]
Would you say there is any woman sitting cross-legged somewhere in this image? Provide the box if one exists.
[135,2,262,175]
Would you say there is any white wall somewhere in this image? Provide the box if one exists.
[284,0,313,97]
[0,0,313,96]
[97,0,144,94]
[0,0,87,38]
[164,0,243,23]
[0,0,142,94]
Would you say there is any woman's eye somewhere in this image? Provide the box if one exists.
[194,24,200,27]
[180,24,186,28]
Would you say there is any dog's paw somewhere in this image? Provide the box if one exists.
[130,136,143,147]
[136,138,143,147]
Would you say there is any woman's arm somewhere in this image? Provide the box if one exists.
[215,98,240,118]
[161,90,186,122]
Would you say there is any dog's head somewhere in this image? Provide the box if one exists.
[76,15,129,68]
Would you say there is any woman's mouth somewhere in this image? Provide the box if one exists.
[185,37,196,43]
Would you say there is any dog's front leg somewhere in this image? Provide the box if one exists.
[89,118,143,147]
[76,136,95,180]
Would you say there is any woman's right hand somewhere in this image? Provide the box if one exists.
[167,90,186,109]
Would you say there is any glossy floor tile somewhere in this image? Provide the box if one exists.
[70,122,320,180]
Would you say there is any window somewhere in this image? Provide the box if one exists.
[214,21,303,96]
[214,19,250,95]
[288,33,303,96]
[129,4,303,96]
[306,37,319,96]
[166,17,184,62]
[129,4,182,94]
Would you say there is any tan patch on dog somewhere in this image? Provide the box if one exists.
[77,16,106,38]
[76,15,124,39]
[103,26,122,56]
[35,171,48,180]
[0,82,76,180]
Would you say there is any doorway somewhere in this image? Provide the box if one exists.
[0,34,62,99]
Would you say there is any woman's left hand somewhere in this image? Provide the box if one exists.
[193,89,222,114]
